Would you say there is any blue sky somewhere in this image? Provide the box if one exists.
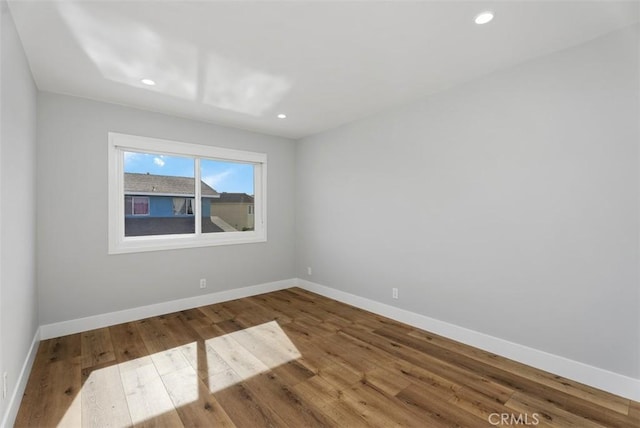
[124,151,254,194]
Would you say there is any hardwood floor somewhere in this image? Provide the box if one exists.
[15,288,639,427]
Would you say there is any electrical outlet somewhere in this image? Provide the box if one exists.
[199,278,207,289]
[3,372,7,399]
[392,288,398,299]
[307,267,312,276]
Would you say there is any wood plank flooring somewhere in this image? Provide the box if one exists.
[15,288,640,427]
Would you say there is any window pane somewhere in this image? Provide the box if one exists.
[123,151,195,236]
[201,159,255,233]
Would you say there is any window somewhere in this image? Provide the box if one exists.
[109,133,266,254]
[173,198,194,216]
[131,197,149,216]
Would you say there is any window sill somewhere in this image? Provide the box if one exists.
[108,231,266,254]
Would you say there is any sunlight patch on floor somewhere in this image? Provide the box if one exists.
[73,320,301,425]
[120,356,177,425]
[204,320,301,392]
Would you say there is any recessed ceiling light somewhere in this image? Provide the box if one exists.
[474,11,494,25]
[141,79,156,86]
[277,113,287,119]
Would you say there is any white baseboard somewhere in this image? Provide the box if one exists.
[40,278,296,340]
[296,279,640,402]
[1,327,40,428]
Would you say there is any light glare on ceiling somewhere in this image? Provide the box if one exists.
[277,113,287,119]
[141,78,156,86]
[474,11,494,25]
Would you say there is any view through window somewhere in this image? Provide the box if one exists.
[124,153,255,237]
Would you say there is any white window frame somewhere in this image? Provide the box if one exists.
[108,132,267,254]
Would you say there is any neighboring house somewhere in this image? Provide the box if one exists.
[124,172,222,235]
[210,192,255,231]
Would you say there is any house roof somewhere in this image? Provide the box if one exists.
[212,193,255,203]
[124,173,219,197]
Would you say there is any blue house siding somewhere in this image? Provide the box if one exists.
[125,195,213,218]
[150,196,174,217]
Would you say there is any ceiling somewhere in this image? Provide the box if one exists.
[7,1,639,139]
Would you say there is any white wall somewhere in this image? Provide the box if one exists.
[0,0,38,423]
[37,93,296,325]
[296,25,640,379]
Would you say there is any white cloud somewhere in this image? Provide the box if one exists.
[202,170,233,190]
[124,151,140,162]
[153,157,165,167]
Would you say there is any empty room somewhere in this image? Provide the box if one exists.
[1,0,639,427]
